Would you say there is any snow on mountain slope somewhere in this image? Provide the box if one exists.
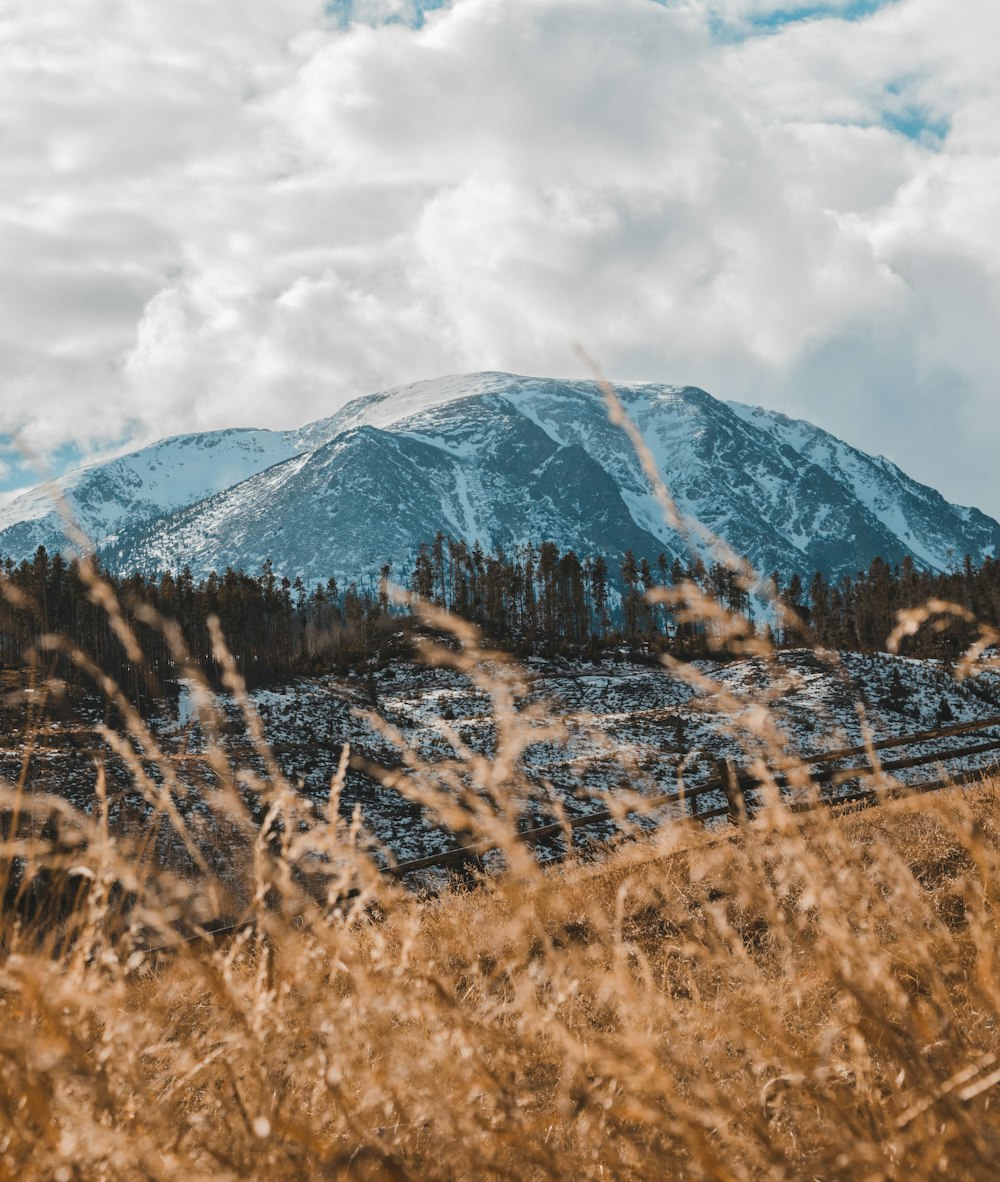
[727,403,1000,572]
[168,650,1000,863]
[287,372,996,582]
[111,403,666,584]
[266,372,998,584]
[10,645,999,867]
[233,649,1000,863]
[0,429,299,560]
[3,372,997,586]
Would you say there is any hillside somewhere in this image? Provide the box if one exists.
[9,647,999,870]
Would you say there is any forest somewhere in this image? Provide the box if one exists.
[1,536,998,698]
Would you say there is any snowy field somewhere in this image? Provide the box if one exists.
[4,649,999,872]
[216,648,1000,865]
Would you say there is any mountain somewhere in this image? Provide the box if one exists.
[106,383,667,583]
[2,372,996,585]
[0,429,299,561]
[726,402,1000,572]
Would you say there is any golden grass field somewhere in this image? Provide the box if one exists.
[2,616,1000,1182]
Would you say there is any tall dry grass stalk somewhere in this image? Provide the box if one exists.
[3,396,1000,1179]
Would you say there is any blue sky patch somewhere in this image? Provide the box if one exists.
[682,0,897,42]
[0,440,87,497]
[881,75,949,144]
[882,106,949,144]
[745,1,893,29]
[325,0,452,30]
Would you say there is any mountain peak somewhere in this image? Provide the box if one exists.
[0,374,995,585]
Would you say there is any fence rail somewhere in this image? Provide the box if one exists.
[801,711,1000,765]
[132,711,1000,955]
[379,712,1000,881]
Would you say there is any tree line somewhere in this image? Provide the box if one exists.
[775,554,1000,659]
[409,536,1000,662]
[1,541,998,702]
[0,549,390,704]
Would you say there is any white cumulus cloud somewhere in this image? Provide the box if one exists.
[2,0,999,515]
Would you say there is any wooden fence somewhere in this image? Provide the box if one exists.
[379,711,1000,882]
[133,710,1000,953]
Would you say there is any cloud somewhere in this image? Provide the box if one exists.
[3,0,1000,517]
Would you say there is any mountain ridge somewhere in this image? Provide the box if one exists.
[1,372,995,586]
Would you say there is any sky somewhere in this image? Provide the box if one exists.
[2,0,999,515]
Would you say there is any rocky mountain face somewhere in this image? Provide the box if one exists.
[1,372,996,586]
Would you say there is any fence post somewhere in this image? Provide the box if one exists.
[717,758,746,824]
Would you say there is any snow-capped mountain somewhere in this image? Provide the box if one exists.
[107,385,664,583]
[726,403,1000,573]
[0,429,299,561]
[2,372,997,585]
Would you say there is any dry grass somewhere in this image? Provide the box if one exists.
[2,601,1000,1180]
